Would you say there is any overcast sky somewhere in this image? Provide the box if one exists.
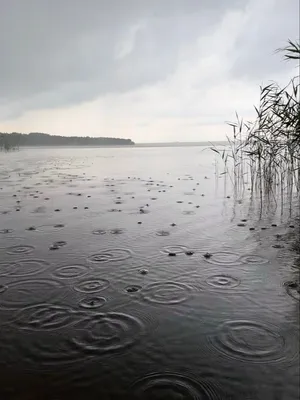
[0,0,298,142]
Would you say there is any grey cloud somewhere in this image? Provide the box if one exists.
[229,0,299,80]
[0,0,248,117]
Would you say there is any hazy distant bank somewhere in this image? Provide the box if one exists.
[0,132,134,149]
[0,132,230,150]
[0,138,229,151]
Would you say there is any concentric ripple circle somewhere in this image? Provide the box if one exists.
[209,320,285,363]
[142,282,193,305]
[52,264,92,280]
[0,279,64,309]
[240,255,269,265]
[131,373,222,399]
[161,245,190,255]
[6,245,35,255]
[205,275,240,289]
[204,251,242,266]
[92,229,106,235]
[0,259,49,278]
[88,248,132,263]
[71,312,145,355]
[11,303,76,331]
[74,279,110,294]
[79,296,107,309]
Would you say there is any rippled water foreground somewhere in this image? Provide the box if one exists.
[0,146,299,399]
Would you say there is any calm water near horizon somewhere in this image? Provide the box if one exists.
[0,146,299,399]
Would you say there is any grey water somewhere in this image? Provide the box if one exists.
[0,146,299,399]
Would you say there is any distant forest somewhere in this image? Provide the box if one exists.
[0,132,134,150]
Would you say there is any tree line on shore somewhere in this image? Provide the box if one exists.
[0,132,134,150]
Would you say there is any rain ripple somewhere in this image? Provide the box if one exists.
[131,372,223,399]
[74,279,110,294]
[0,279,64,309]
[0,259,49,278]
[79,297,107,309]
[205,275,240,289]
[6,245,35,255]
[141,282,194,305]
[208,320,290,363]
[161,245,190,255]
[10,303,77,331]
[52,264,92,280]
[87,248,132,263]
[204,251,269,266]
[71,312,145,356]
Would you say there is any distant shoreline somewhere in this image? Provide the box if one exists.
[0,132,134,149]
[1,131,229,150]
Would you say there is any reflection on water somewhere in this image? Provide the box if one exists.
[0,146,299,399]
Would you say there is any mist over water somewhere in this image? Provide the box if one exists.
[0,146,299,399]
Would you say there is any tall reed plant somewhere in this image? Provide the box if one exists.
[211,39,300,218]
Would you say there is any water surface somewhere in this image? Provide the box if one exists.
[0,146,299,399]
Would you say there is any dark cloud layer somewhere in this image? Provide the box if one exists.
[0,0,247,110]
[0,0,298,120]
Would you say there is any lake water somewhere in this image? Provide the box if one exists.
[0,146,299,399]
